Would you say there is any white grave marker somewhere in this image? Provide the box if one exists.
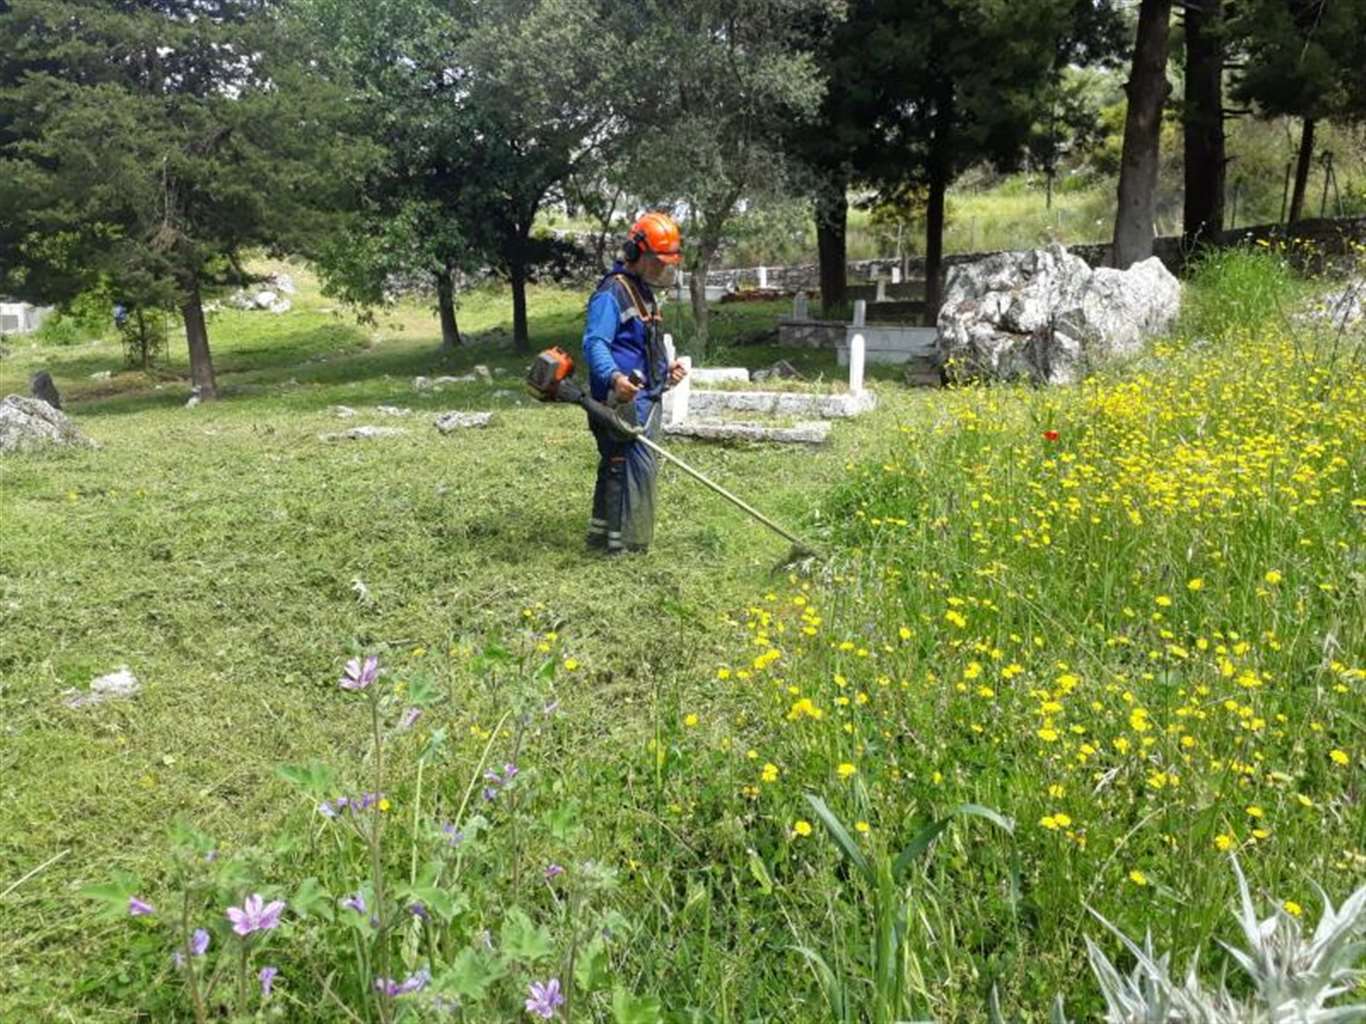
[875,278,887,302]
[891,266,902,284]
[668,355,692,426]
[848,333,866,395]
[757,265,768,289]
[852,299,867,327]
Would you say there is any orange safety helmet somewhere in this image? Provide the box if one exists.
[624,212,682,265]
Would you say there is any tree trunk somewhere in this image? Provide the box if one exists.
[1112,0,1173,269]
[1182,0,1225,251]
[1288,117,1315,223]
[688,252,712,358]
[924,170,947,327]
[181,278,217,399]
[815,176,849,314]
[436,268,461,351]
[510,261,530,354]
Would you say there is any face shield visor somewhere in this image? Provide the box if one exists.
[638,249,681,290]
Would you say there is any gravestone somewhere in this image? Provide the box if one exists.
[751,360,802,383]
[848,334,865,395]
[876,278,887,302]
[852,300,867,328]
[29,370,61,410]
[757,265,768,289]
[793,292,809,320]
[666,355,692,427]
[891,266,902,284]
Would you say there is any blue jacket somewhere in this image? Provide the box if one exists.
[581,263,667,404]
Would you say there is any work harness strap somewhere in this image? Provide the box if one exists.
[607,273,668,395]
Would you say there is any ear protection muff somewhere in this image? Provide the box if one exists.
[623,229,647,262]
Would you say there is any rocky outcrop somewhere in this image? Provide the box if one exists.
[936,245,1182,385]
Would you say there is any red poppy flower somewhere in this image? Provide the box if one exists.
[1043,430,1060,442]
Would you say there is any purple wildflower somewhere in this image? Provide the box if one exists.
[397,707,422,732]
[525,978,564,1019]
[375,968,430,997]
[128,896,155,917]
[340,654,380,691]
[259,965,278,997]
[503,762,519,780]
[189,928,210,956]
[226,894,285,936]
[341,892,367,914]
[482,786,499,802]
[408,901,428,920]
[543,699,561,716]
[441,823,464,846]
[318,801,338,819]
[544,864,565,881]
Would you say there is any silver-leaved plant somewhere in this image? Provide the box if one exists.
[1048,858,1366,1024]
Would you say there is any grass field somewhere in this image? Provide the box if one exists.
[1,254,1362,1022]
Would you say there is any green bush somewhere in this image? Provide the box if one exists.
[32,313,88,346]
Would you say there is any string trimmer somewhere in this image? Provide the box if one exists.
[527,346,819,557]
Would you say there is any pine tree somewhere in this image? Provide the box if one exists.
[0,1,355,397]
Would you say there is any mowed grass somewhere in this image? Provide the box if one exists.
[1,253,1362,1022]
[0,265,908,1018]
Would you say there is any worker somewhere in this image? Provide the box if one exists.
[581,212,689,555]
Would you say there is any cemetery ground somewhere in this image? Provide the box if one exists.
[0,255,1363,1021]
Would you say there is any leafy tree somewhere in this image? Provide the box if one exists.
[0,1,358,397]
[1027,68,1115,208]
[295,0,484,351]
[1112,0,1173,268]
[865,0,1125,318]
[623,0,834,353]
[784,0,891,312]
[453,0,625,353]
[1229,0,1366,223]
[785,0,1123,318]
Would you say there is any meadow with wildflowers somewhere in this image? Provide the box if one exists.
[0,249,1362,1021]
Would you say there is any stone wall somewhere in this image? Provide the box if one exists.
[701,215,1366,295]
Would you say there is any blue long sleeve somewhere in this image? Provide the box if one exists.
[582,290,621,401]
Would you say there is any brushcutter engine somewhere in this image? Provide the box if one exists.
[527,346,581,403]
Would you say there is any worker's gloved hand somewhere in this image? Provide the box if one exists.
[611,372,641,403]
[668,360,688,386]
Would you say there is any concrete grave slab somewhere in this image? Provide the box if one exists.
[684,388,875,419]
[664,418,831,445]
[688,367,750,384]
